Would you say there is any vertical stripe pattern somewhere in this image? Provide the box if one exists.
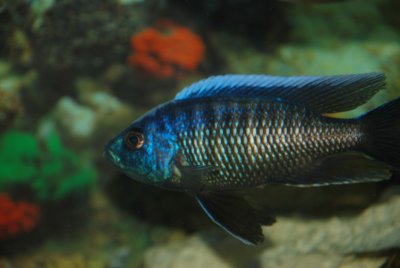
[164,98,363,190]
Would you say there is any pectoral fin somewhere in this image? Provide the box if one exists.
[175,163,218,192]
[174,151,219,192]
[195,192,276,245]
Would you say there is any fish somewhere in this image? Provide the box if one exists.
[104,72,400,245]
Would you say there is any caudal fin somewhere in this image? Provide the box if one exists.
[361,97,400,169]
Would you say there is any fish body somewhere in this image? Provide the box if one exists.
[158,97,362,191]
[105,73,400,245]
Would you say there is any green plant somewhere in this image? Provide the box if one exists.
[0,130,96,201]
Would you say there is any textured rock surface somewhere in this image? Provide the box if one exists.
[143,187,400,268]
[53,90,135,145]
[144,236,231,268]
[54,96,96,140]
[262,187,400,255]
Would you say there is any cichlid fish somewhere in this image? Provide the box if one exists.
[104,73,400,245]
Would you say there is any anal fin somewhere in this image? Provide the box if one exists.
[195,192,275,245]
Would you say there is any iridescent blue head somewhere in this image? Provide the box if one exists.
[103,106,180,189]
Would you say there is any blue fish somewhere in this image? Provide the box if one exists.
[104,73,400,245]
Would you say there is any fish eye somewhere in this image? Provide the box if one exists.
[124,128,144,150]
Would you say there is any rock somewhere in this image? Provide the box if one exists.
[54,96,96,141]
[260,187,400,258]
[0,61,35,130]
[0,253,105,268]
[53,91,135,146]
[259,253,384,268]
[107,247,131,268]
[143,187,400,268]
[258,187,400,267]
[144,235,231,268]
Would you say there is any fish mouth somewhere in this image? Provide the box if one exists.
[103,148,121,165]
[103,145,142,177]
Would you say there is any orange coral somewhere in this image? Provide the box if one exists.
[128,20,205,79]
[0,193,40,239]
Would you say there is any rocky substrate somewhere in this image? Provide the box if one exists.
[143,186,400,268]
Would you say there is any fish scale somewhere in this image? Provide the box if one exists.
[171,98,362,190]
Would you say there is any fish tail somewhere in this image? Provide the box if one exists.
[361,97,400,169]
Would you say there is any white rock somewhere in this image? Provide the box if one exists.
[53,92,135,144]
[54,97,96,140]
[144,236,231,268]
[81,91,123,114]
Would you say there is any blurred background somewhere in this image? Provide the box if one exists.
[0,0,399,267]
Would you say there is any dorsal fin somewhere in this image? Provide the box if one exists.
[175,73,385,113]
